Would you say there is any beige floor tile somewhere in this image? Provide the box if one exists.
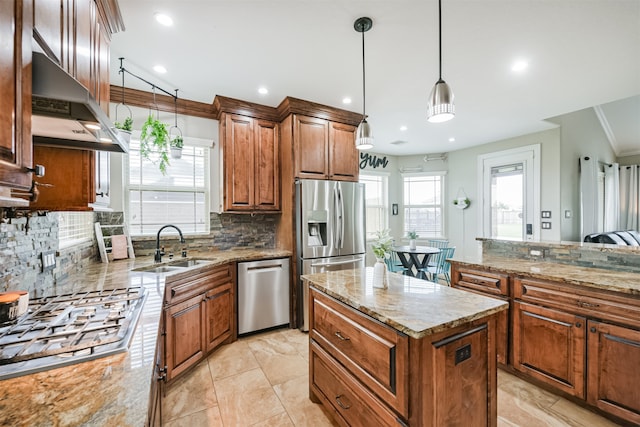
[248,332,309,385]
[549,397,621,426]
[273,375,337,427]
[280,329,310,359]
[214,367,287,426]
[163,405,224,427]
[163,360,217,422]
[207,340,260,381]
[250,411,295,426]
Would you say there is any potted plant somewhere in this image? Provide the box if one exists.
[407,230,418,250]
[453,197,471,209]
[170,135,184,159]
[114,117,133,144]
[140,114,170,174]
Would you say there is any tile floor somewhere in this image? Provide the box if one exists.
[162,328,621,427]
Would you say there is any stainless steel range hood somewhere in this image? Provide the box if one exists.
[31,52,128,153]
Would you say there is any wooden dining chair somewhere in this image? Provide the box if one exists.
[421,247,455,285]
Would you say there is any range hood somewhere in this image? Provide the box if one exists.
[31,52,128,153]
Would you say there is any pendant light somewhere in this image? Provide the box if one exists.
[427,0,455,123]
[354,17,373,150]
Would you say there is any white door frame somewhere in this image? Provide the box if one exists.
[477,144,541,241]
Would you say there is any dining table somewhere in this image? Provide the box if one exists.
[392,245,441,279]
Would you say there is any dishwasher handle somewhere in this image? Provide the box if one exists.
[246,263,285,272]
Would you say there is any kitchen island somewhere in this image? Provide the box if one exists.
[0,248,290,427]
[302,268,508,426]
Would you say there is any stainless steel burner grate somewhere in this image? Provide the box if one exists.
[0,287,147,380]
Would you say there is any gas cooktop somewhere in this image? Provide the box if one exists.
[0,287,147,380]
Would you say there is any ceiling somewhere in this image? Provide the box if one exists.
[110,0,640,156]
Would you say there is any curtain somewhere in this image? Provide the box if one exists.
[603,163,619,231]
[580,156,599,237]
[619,165,640,230]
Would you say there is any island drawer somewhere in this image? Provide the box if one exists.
[452,267,509,297]
[310,288,409,417]
[310,342,406,427]
[165,264,233,306]
[514,277,640,329]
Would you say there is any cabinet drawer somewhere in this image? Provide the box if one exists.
[454,267,509,297]
[165,264,233,306]
[514,277,640,329]
[311,342,405,427]
[310,289,409,417]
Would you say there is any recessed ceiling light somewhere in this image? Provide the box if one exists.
[258,87,268,95]
[100,137,112,143]
[400,126,408,131]
[154,13,173,26]
[153,65,167,74]
[511,60,529,72]
[448,137,456,142]
[85,123,101,130]
[342,97,352,104]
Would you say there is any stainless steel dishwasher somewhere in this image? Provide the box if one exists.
[237,258,290,335]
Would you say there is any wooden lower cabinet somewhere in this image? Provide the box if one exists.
[512,301,585,398]
[586,320,640,424]
[163,264,235,382]
[148,314,165,427]
[309,287,498,426]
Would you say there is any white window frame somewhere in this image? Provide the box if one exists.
[125,131,211,237]
[477,144,540,241]
[359,171,390,239]
[402,171,447,238]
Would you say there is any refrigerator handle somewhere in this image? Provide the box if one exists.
[338,187,345,248]
[333,187,341,248]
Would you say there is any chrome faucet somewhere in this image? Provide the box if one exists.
[155,224,186,263]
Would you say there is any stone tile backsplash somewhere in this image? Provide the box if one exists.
[480,239,640,273]
[1,210,277,294]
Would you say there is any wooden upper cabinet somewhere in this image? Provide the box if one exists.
[329,121,358,181]
[221,113,280,212]
[294,115,358,181]
[294,115,329,179]
[0,0,33,207]
[74,0,93,90]
[33,0,67,68]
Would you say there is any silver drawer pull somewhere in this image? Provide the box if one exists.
[335,394,351,410]
[578,301,600,308]
[334,331,350,341]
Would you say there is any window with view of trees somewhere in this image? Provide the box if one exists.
[127,131,210,236]
[359,172,389,239]
[403,173,445,238]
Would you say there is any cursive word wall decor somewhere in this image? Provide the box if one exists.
[360,152,389,169]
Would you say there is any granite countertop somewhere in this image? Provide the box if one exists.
[0,248,291,427]
[302,267,508,339]
[449,254,640,296]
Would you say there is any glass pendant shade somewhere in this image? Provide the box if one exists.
[427,79,455,123]
[355,119,373,150]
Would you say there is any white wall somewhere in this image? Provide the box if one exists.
[551,107,616,241]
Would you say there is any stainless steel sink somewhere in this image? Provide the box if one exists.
[167,259,214,268]
[132,258,216,274]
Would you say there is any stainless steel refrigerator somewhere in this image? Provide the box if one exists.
[296,179,366,331]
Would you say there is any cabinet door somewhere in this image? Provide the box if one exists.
[587,320,640,425]
[0,0,33,200]
[512,301,585,398]
[223,114,254,211]
[204,282,233,352]
[94,10,110,112]
[254,119,279,211]
[165,294,205,381]
[31,146,95,211]
[328,122,358,181]
[92,150,110,207]
[73,0,92,90]
[33,0,66,67]
[294,115,328,179]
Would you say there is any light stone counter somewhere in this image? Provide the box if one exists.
[449,254,640,296]
[0,248,291,427]
[302,267,508,339]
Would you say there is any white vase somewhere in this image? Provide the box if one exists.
[170,147,182,159]
[373,258,388,289]
[409,239,417,250]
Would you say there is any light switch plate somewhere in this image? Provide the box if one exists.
[541,222,551,229]
[41,251,56,271]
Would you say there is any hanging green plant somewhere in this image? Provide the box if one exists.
[114,116,133,131]
[140,114,170,174]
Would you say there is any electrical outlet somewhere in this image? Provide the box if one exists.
[41,251,56,271]
[455,344,472,365]
[529,249,543,257]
